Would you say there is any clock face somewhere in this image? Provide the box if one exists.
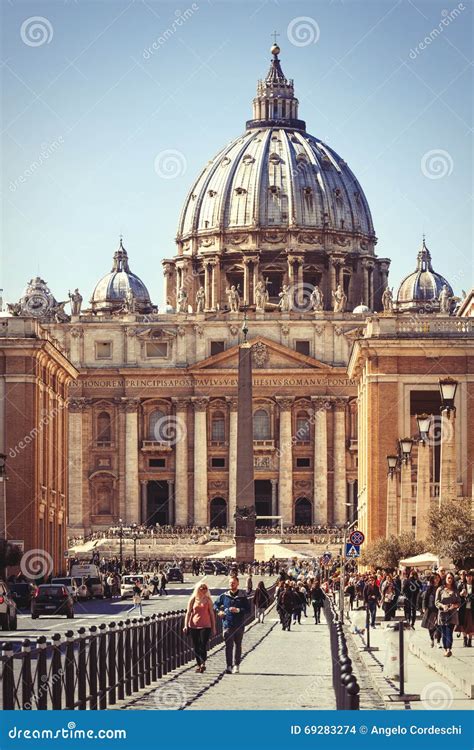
[24,293,49,316]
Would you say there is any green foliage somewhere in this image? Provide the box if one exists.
[427,498,474,565]
[359,532,425,569]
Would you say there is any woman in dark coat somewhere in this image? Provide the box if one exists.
[421,573,441,647]
[456,570,474,647]
[310,580,326,624]
[253,581,269,624]
[435,572,462,657]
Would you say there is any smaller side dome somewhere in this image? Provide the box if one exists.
[352,303,371,315]
[90,239,154,314]
[396,239,453,313]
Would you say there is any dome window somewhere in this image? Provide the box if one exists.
[303,187,312,196]
[268,185,279,194]
[296,153,308,163]
[242,154,255,165]
[235,187,247,195]
[269,152,280,164]
[208,190,217,197]
[221,157,231,167]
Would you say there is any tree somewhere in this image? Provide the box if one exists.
[427,498,474,566]
[359,532,425,570]
[0,539,23,578]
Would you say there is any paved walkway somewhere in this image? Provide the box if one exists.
[122,612,337,710]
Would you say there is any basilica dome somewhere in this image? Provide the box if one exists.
[396,239,453,312]
[90,240,154,314]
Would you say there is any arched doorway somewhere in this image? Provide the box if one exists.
[295,497,312,525]
[254,480,272,527]
[210,497,227,527]
[147,481,170,526]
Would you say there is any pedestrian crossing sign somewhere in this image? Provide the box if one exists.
[345,543,360,558]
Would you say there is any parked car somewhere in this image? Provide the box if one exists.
[0,580,18,630]
[51,577,79,601]
[8,582,35,609]
[165,567,184,583]
[202,561,216,575]
[31,585,74,619]
[121,575,148,599]
[84,577,105,599]
[211,561,229,575]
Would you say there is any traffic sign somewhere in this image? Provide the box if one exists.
[321,552,332,565]
[345,543,360,558]
[349,530,365,546]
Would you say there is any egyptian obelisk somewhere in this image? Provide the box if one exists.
[234,315,256,563]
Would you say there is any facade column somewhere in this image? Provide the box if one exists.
[124,398,140,525]
[296,259,304,304]
[271,479,278,518]
[399,459,413,534]
[333,399,347,526]
[204,262,211,310]
[193,398,208,526]
[168,480,175,526]
[386,470,398,537]
[252,258,260,304]
[415,440,431,540]
[362,260,370,307]
[312,398,328,524]
[140,480,148,525]
[277,398,294,524]
[243,259,251,305]
[67,399,84,530]
[287,256,295,287]
[227,397,238,526]
[439,409,457,504]
[174,398,189,526]
[212,259,221,310]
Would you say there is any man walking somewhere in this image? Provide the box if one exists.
[214,576,250,674]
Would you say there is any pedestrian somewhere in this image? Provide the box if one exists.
[159,571,167,596]
[380,574,396,621]
[214,576,250,674]
[246,573,253,595]
[128,580,143,616]
[435,571,462,657]
[456,569,474,647]
[293,584,306,624]
[363,574,380,628]
[310,580,326,623]
[151,573,159,596]
[281,582,299,631]
[184,581,216,673]
[253,581,269,623]
[421,573,441,648]
[402,570,421,628]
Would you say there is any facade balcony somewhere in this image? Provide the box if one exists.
[253,439,275,451]
[141,440,173,452]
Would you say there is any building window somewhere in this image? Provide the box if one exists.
[295,340,310,356]
[149,409,166,441]
[149,458,166,468]
[96,341,112,359]
[211,457,226,468]
[296,457,311,468]
[211,411,225,442]
[210,340,225,356]
[97,412,111,445]
[254,409,271,440]
[145,342,168,358]
[295,411,310,442]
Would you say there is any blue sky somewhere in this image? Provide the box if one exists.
[1,0,472,307]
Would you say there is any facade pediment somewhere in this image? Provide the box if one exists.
[192,336,334,372]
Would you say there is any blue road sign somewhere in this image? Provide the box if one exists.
[345,543,360,558]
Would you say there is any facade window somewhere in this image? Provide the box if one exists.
[145,342,168,358]
[95,341,112,359]
[295,340,310,356]
[97,412,111,444]
[211,457,226,468]
[211,412,225,442]
[210,340,225,356]
[149,458,166,468]
[296,457,311,468]
[254,409,271,440]
[149,409,166,441]
[296,411,310,442]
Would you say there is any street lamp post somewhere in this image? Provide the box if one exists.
[415,414,431,540]
[0,454,7,540]
[131,523,140,570]
[386,455,399,537]
[118,518,124,573]
[438,378,458,504]
[399,438,414,534]
[339,509,358,625]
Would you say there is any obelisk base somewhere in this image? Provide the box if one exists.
[235,518,255,564]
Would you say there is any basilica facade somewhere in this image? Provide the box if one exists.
[2,45,472,561]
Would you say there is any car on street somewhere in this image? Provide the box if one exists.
[121,575,150,599]
[31,584,74,619]
[84,577,105,599]
[8,582,36,609]
[202,561,228,576]
[0,580,18,630]
[165,567,184,583]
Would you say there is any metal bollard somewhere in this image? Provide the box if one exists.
[144,617,151,685]
[116,621,125,701]
[131,619,139,693]
[150,615,158,682]
[2,642,15,710]
[138,618,145,689]
[21,639,33,710]
[108,622,117,705]
[124,619,132,696]
[399,621,405,697]
[51,633,62,710]
[36,636,48,710]
[346,675,360,710]
[64,631,75,710]
[98,623,107,709]
[77,628,87,710]
[89,626,98,710]
[157,615,164,679]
